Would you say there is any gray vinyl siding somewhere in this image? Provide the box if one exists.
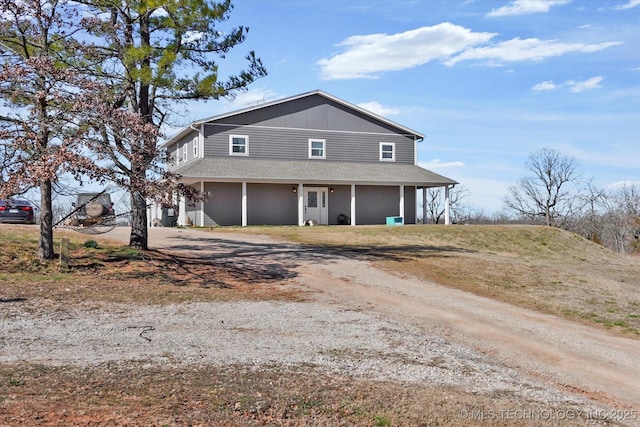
[201,183,298,226]
[247,184,298,225]
[203,182,242,226]
[327,185,352,225]
[194,182,416,226]
[202,124,415,164]
[168,130,198,167]
[355,186,402,225]
[404,186,416,224]
[166,93,421,169]
[214,95,406,135]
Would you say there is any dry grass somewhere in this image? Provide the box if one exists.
[1,224,638,426]
[1,363,613,426]
[210,224,640,336]
[0,226,306,308]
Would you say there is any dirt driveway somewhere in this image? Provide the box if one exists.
[101,226,640,414]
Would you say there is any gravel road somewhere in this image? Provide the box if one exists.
[2,226,639,423]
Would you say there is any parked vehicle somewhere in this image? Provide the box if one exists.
[71,192,115,226]
[0,199,37,224]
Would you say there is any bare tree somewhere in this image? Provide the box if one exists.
[599,184,640,254]
[574,181,608,244]
[504,148,583,227]
[422,185,470,224]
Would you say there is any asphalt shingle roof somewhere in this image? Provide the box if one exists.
[173,158,457,187]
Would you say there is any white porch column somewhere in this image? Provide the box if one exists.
[200,181,205,226]
[445,185,451,225]
[146,201,152,227]
[399,185,405,220]
[241,182,248,227]
[178,192,186,226]
[297,183,304,226]
[350,184,356,226]
[422,187,427,225]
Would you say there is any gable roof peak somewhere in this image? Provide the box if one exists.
[165,90,424,146]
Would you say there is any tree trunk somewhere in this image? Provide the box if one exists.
[39,179,55,259]
[129,189,148,250]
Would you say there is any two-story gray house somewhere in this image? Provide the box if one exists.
[158,90,457,227]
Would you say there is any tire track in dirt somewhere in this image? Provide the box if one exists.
[295,257,640,411]
[106,227,640,412]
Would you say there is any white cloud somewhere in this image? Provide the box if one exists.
[567,76,604,92]
[607,180,640,190]
[182,31,203,44]
[614,0,640,10]
[487,0,572,17]
[531,76,605,92]
[445,38,621,66]
[532,80,558,91]
[318,23,620,79]
[318,23,495,80]
[357,101,400,116]
[420,159,465,169]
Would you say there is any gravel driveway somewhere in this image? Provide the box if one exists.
[2,226,639,423]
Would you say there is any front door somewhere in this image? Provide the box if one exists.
[304,187,328,225]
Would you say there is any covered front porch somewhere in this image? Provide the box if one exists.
[161,157,458,227]
[165,181,456,227]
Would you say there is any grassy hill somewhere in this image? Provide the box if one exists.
[218,224,640,336]
[2,223,639,336]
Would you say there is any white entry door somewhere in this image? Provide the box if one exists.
[304,187,328,225]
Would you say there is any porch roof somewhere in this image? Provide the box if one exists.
[172,158,457,187]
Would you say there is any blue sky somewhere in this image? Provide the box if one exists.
[174,0,640,214]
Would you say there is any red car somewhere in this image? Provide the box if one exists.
[0,199,37,224]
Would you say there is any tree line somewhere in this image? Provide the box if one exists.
[424,148,639,255]
[0,0,266,258]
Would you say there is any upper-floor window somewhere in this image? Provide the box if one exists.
[193,136,198,158]
[308,139,326,159]
[380,142,395,161]
[182,143,188,162]
[229,134,249,156]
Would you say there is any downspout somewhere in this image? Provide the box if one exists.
[414,135,423,166]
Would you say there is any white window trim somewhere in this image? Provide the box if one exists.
[229,134,249,156]
[308,138,326,159]
[379,142,396,162]
[193,136,198,158]
[182,143,188,162]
